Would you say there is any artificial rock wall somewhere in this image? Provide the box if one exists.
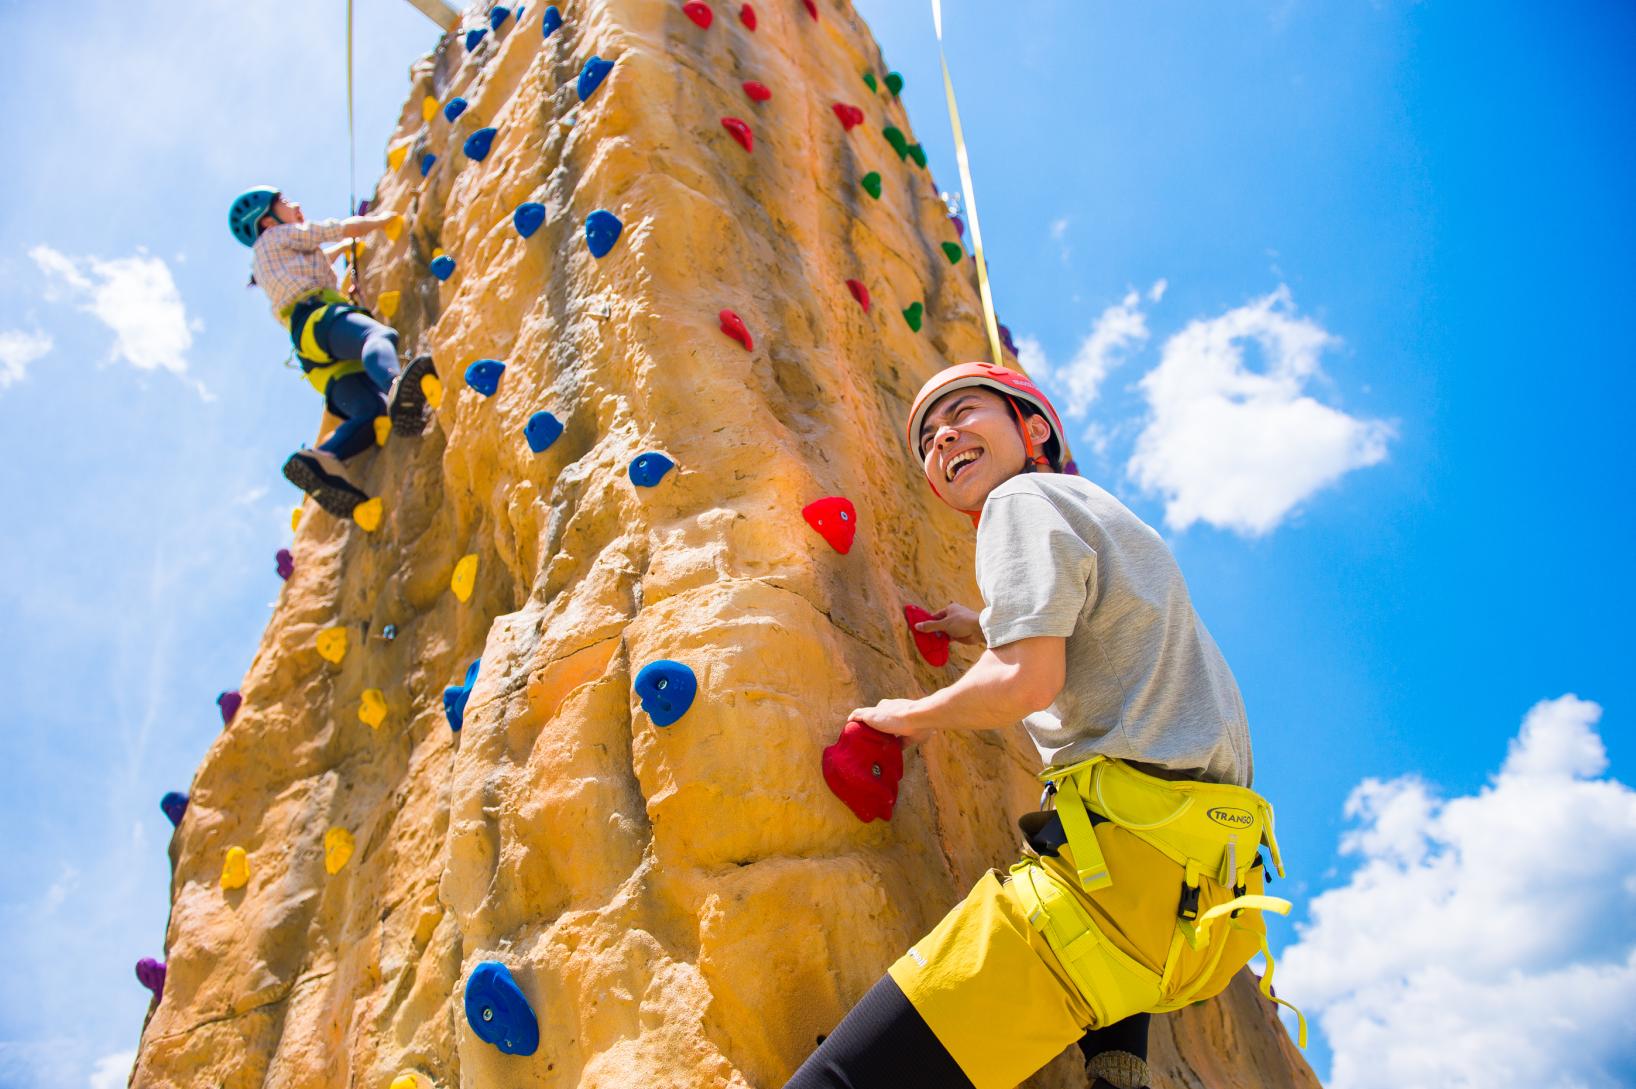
[132,2,1323,1087]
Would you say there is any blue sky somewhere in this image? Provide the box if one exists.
[1,2,1632,1087]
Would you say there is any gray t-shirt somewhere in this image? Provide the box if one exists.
[974,473,1253,788]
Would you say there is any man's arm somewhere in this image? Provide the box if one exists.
[849,635,1065,741]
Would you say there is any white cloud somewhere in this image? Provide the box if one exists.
[0,328,53,388]
[1280,696,1636,1089]
[1127,285,1392,535]
[1022,282,1164,417]
[88,1051,136,1089]
[29,245,197,379]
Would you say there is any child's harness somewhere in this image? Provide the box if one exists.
[281,288,370,395]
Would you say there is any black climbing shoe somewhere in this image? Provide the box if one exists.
[387,354,437,436]
[282,447,370,519]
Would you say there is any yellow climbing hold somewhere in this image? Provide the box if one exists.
[316,626,349,664]
[383,214,405,242]
[432,246,445,259]
[451,553,479,602]
[359,688,387,729]
[374,416,392,447]
[386,144,410,172]
[353,497,383,533]
[392,1075,421,1089]
[221,846,250,890]
[377,290,401,321]
[323,827,355,875]
[421,373,443,409]
[291,506,303,531]
[421,95,438,122]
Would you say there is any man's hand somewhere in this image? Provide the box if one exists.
[847,698,930,744]
[913,602,983,645]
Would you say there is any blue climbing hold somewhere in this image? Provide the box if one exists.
[464,127,498,161]
[585,209,623,258]
[525,410,563,452]
[382,624,397,641]
[634,660,697,727]
[465,359,506,397]
[160,792,188,828]
[443,97,468,122]
[443,659,481,732]
[420,153,437,177]
[628,452,675,488]
[513,201,546,238]
[542,4,562,36]
[464,961,539,1056]
[430,254,456,281]
[465,27,487,49]
[489,5,511,29]
[578,56,614,101]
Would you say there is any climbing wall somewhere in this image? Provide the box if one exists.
[133,3,1323,1087]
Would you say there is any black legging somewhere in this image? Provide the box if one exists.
[782,974,1149,1089]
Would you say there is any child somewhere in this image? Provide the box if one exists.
[228,186,437,519]
[786,362,1295,1089]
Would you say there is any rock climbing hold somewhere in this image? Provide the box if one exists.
[464,127,498,161]
[421,95,438,122]
[390,1076,421,1089]
[160,791,188,828]
[451,554,479,602]
[323,827,355,875]
[430,254,456,281]
[444,659,481,732]
[884,71,904,96]
[578,56,614,101]
[585,209,623,257]
[422,372,444,409]
[373,416,391,447]
[846,279,871,312]
[906,143,927,169]
[629,452,676,488]
[359,688,387,729]
[831,103,864,131]
[902,301,923,332]
[217,690,242,725]
[862,72,877,92]
[999,323,1018,357]
[718,308,753,351]
[633,660,698,727]
[220,846,250,890]
[822,720,905,823]
[739,3,756,29]
[882,125,908,160]
[490,5,511,29]
[276,548,294,580]
[465,961,540,1056]
[443,96,468,122]
[386,144,409,172]
[316,626,348,664]
[941,241,963,265]
[542,4,562,36]
[465,26,487,49]
[382,624,397,641]
[903,604,952,667]
[291,506,302,531]
[525,410,563,452]
[377,290,401,321]
[465,359,506,397]
[419,153,437,177]
[742,80,771,103]
[682,1,713,29]
[513,201,546,238]
[135,957,166,1001]
[721,116,753,152]
[949,213,965,238]
[383,214,405,242]
[802,0,818,20]
[802,496,857,554]
[860,171,882,199]
[354,497,383,532]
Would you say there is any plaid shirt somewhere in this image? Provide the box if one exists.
[251,219,352,322]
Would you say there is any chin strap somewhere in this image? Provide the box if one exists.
[924,397,1052,528]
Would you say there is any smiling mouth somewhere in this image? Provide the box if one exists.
[945,448,983,483]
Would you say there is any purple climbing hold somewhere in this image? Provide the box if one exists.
[135,958,167,1002]
[465,26,487,49]
[464,127,498,161]
[218,690,241,725]
[489,5,511,29]
[950,213,965,237]
[525,411,563,452]
[465,359,506,397]
[541,4,562,36]
[585,209,623,257]
[443,96,468,122]
[275,548,294,581]
[514,201,547,238]
[629,452,676,487]
[420,152,437,177]
[430,254,456,281]
[998,323,1018,357]
[160,791,188,828]
[444,659,481,732]
[578,56,614,101]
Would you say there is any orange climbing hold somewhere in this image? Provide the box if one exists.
[373,417,391,447]
[421,95,438,122]
[421,372,444,409]
[682,1,712,28]
[803,496,857,554]
[832,103,864,130]
[721,116,753,152]
[451,553,479,602]
[743,80,771,102]
[719,309,753,351]
[291,506,302,531]
[359,688,387,729]
[377,290,401,321]
[846,279,871,312]
[316,626,349,664]
[353,496,383,532]
[383,214,405,242]
[324,827,355,875]
[386,144,409,172]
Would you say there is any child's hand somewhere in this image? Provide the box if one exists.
[914,602,982,645]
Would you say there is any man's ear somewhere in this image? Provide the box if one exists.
[1025,413,1052,449]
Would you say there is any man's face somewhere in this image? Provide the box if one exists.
[916,386,1048,510]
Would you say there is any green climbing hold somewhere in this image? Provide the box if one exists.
[902,301,923,332]
[885,71,904,96]
[883,125,908,161]
[941,241,963,265]
[862,72,877,93]
[861,172,882,200]
[907,143,927,169]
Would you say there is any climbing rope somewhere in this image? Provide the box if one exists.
[931,0,1003,367]
[346,0,362,304]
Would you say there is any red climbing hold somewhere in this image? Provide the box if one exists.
[742,80,771,103]
[846,279,871,312]
[721,116,753,152]
[823,720,904,823]
[903,604,952,667]
[740,3,757,29]
[832,103,864,131]
[802,0,819,20]
[719,309,753,351]
[682,0,713,28]
[803,496,856,554]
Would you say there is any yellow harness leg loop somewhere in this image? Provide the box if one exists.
[1051,766,1112,892]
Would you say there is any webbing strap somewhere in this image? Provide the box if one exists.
[1178,892,1292,949]
[1256,931,1308,1049]
[1053,772,1112,892]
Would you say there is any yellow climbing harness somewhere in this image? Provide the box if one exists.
[281,288,366,394]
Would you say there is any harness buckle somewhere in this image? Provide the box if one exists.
[1039,780,1057,811]
[1177,881,1200,922]
[1231,883,1247,919]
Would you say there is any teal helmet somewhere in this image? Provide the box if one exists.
[229,186,280,247]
